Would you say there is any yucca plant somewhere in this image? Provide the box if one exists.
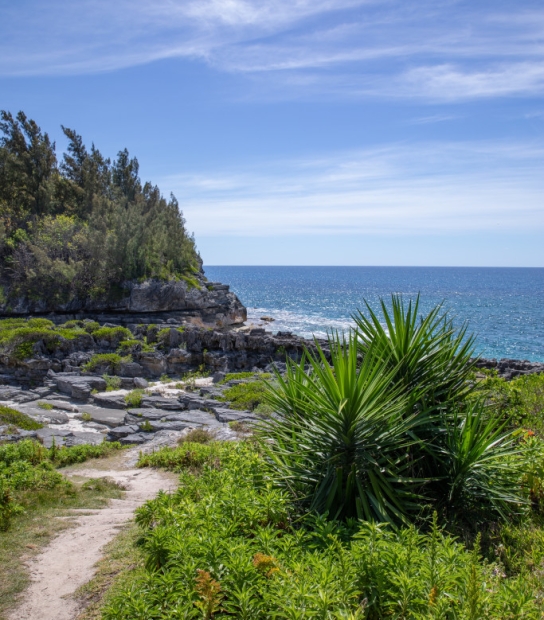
[259,332,431,524]
[436,402,525,519]
[260,298,526,525]
[353,295,476,408]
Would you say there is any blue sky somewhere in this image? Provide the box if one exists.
[1,0,543,266]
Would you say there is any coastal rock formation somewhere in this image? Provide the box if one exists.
[0,275,247,328]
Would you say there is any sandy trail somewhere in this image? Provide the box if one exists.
[7,455,177,620]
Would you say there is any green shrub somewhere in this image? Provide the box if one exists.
[103,374,122,391]
[92,326,132,343]
[117,339,140,354]
[102,442,541,619]
[219,380,269,411]
[37,402,54,410]
[477,372,544,436]
[83,353,130,373]
[0,406,43,431]
[260,302,524,525]
[179,428,214,444]
[125,389,144,408]
[83,321,101,334]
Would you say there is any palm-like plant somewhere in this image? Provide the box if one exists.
[353,295,476,408]
[260,332,430,524]
[260,297,525,525]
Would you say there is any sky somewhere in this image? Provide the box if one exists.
[1,0,543,266]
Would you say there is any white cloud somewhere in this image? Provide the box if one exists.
[1,1,544,101]
[158,141,544,236]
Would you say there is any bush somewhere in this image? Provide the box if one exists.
[103,374,122,391]
[83,353,130,373]
[260,300,525,525]
[92,326,132,344]
[0,406,42,430]
[102,442,541,619]
[125,389,144,408]
[219,380,269,411]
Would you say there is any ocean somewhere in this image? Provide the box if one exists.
[204,266,544,362]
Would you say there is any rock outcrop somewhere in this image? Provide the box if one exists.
[0,275,247,328]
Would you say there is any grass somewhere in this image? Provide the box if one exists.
[0,406,43,431]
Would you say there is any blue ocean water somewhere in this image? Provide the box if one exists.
[204,266,544,362]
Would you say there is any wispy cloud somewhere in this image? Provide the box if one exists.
[157,141,544,237]
[1,1,543,102]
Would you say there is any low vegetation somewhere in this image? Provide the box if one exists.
[124,389,144,408]
[90,297,544,618]
[97,440,541,618]
[218,375,273,413]
[0,406,42,431]
[83,353,130,374]
[0,439,123,531]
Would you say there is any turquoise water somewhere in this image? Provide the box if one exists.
[204,266,544,362]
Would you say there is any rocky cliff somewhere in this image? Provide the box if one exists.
[0,274,247,328]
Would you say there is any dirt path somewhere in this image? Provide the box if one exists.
[7,452,177,620]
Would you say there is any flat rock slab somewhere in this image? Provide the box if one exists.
[37,428,103,447]
[213,407,257,423]
[92,393,127,409]
[0,388,39,403]
[125,408,221,428]
[141,396,186,410]
[17,405,70,424]
[56,374,107,398]
[77,405,127,427]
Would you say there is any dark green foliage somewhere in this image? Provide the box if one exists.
[100,442,541,619]
[260,299,525,525]
[0,110,200,306]
[0,405,43,431]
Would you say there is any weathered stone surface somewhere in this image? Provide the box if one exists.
[56,375,107,398]
[213,407,256,423]
[0,388,39,403]
[92,393,127,409]
[107,425,139,439]
[78,405,127,427]
[139,352,167,376]
[0,428,39,443]
[119,433,147,445]
[134,377,149,389]
[141,396,185,410]
[37,428,104,447]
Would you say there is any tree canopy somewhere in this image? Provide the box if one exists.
[0,111,200,306]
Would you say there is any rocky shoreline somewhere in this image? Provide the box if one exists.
[1,315,543,448]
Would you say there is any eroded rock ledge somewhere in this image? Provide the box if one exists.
[0,276,247,328]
